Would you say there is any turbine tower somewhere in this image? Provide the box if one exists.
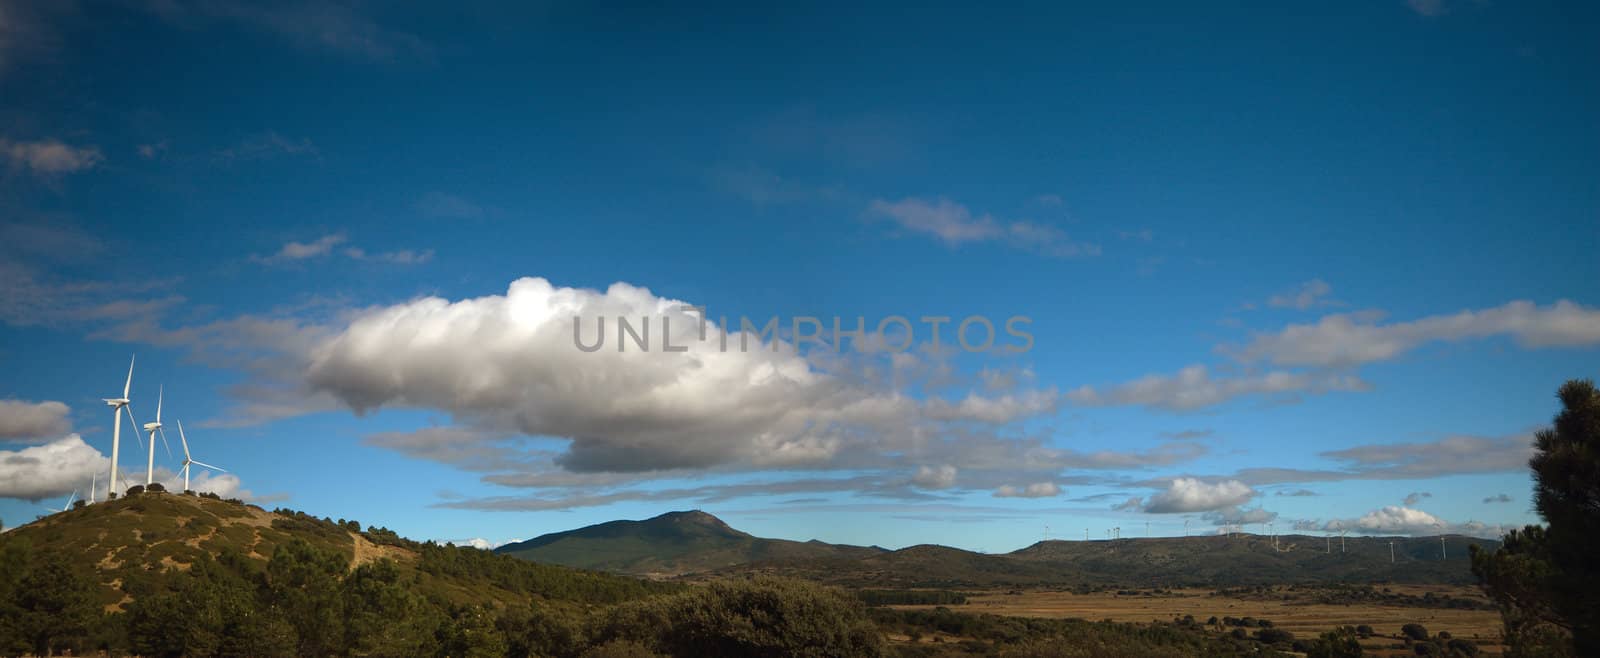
[176,420,226,493]
[1390,540,1396,563]
[142,386,172,487]
[102,355,136,496]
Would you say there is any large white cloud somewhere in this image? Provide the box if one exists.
[0,399,72,440]
[304,277,1031,473]
[1144,478,1255,513]
[0,435,103,500]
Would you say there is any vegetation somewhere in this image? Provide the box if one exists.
[1471,379,1599,656]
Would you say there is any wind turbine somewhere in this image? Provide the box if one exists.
[37,490,76,514]
[89,471,97,504]
[176,420,225,493]
[102,355,138,496]
[1389,540,1396,564]
[142,386,173,487]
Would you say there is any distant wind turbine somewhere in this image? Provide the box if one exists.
[142,386,174,487]
[37,490,76,514]
[176,420,226,493]
[1390,540,1396,564]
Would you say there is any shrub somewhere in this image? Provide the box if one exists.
[1402,623,1430,641]
[146,483,165,493]
[1256,627,1295,645]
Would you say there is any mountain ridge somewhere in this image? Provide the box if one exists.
[500,510,1502,587]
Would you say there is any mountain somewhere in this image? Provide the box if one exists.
[495,510,885,575]
[0,491,670,613]
[499,511,1497,586]
[727,532,1502,588]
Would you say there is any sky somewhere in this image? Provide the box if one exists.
[1,0,1596,552]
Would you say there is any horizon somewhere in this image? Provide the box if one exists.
[2,0,1596,556]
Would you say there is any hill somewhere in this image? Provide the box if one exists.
[0,491,672,613]
[495,509,885,575]
[726,531,1501,588]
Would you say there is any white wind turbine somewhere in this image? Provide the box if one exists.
[37,490,76,515]
[102,355,141,496]
[142,386,173,487]
[175,420,225,493]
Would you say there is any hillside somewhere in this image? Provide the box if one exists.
[728,531,1501,588]
[0,491,672,613]
[495,509,885,575]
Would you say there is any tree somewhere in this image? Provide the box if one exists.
[1472,379,1599,657]
[1402,623,1429,641]
[12,550,99,656]
[265,538,348,657]
[1529,380,1600,653]
[1306,627,1363,658]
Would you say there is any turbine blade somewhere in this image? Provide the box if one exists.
[177,420,191,460]
[191,460,226,473]
[125,405,145,452]
[158,426,174,460]
[155,386,163,423]
[124,354,136,398]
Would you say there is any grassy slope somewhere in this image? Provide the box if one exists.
[0,493,669,612]
[496,510,884,575]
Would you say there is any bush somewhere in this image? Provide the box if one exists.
[1402,623,1430,641]
[595,577,885,657]
[1356,624,1374,638]
[1255,627,1295,645]
[146,483,165,493]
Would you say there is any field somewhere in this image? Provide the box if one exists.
[891,585,1505,655]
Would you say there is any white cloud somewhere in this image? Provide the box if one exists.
[1203,505,1277,526]
[867,197,1099,258]
[923,389,1060,424]
[1144,478,1255,513]
[304,277,927,472]
[912,465,958,489]
[0,399,72,440]
[1233,300,1600,367]
[0,435,104,500]
[1066,364,1370,411]
[0,138,103,174]
[1267,279,1336,310]
[259,233,347,262]
[993,482,1061,498]
[255,234,432,267]
[1335,505,1449,535]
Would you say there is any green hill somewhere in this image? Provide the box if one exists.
[0,491,672,613]
[495,510,885,575]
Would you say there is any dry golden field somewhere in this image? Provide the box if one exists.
[893,585,1505,655]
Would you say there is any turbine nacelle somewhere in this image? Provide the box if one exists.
[104,398,129,407]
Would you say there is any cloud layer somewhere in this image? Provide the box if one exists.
[0,399,72,440]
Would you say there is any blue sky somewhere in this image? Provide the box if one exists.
[1,0,1596,552]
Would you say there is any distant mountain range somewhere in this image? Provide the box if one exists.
[494,510,885,575]
[500,510,1501,587]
